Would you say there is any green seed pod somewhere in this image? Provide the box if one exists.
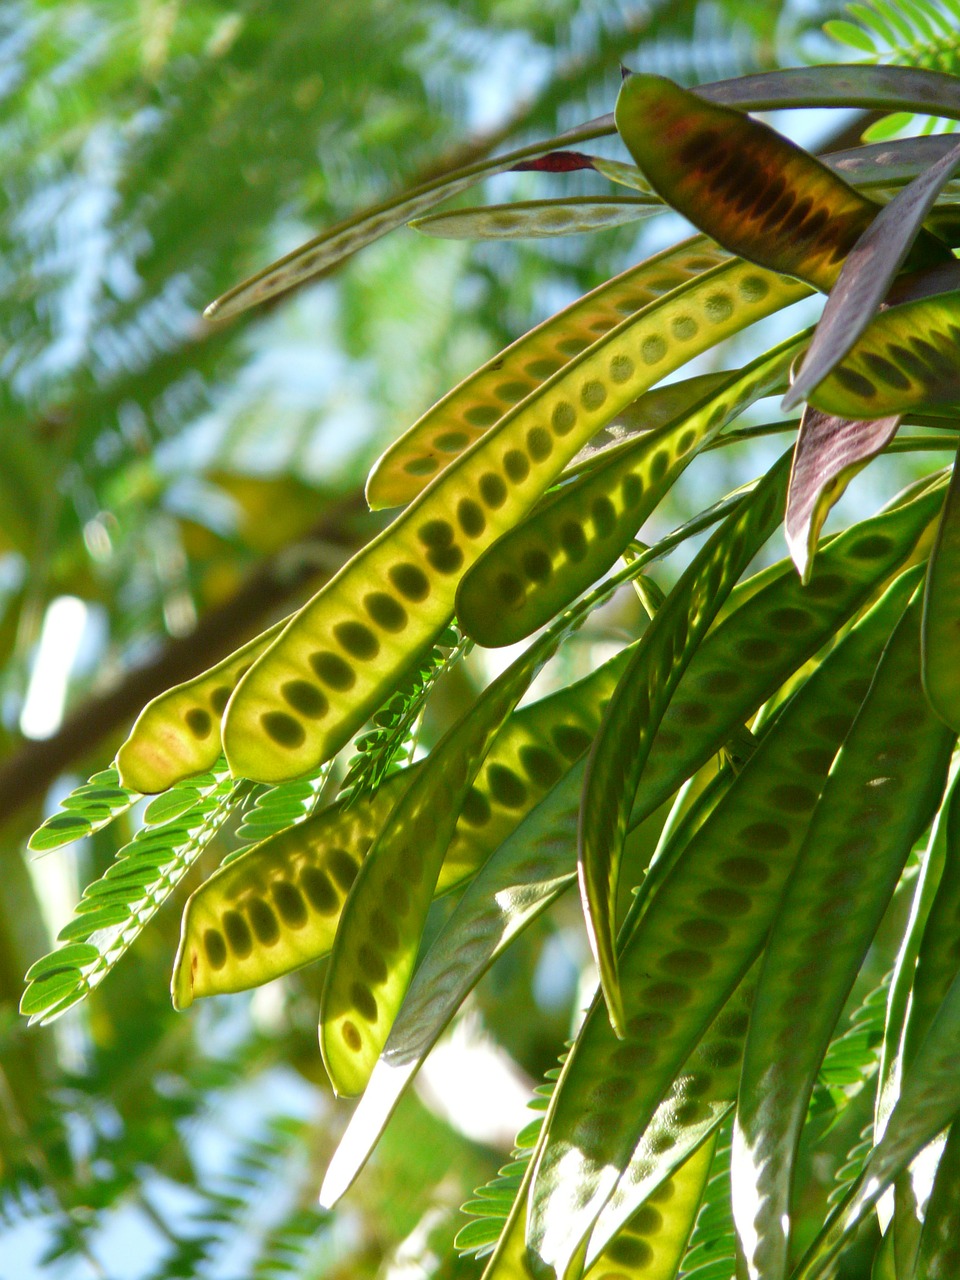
[365,236,728,509]
[526,566,920,1280]
[116,619,286,794]
[223,258,807,784]
[410,195,663,240]
[806,290,960,419]
[733,586,955,1280]
[457,334,803,647]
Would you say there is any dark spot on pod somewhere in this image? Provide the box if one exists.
[351,981,378,1023]
[660,948,712,977]
[519,744,563,788]
[497,571,525,607]
[621,473,643,507]
[740,822,790,851]
[390,563,430,602]
[611,1041,655,1070]
[210,685,232,715]
[185,708,212,739]
[272,880,308,928]
[223,910,253,958]
[591,495,617,537]
[607,1237,654,1268]
[629,1205,663,1236]
[833,366,877,400]
[673,700,709,726]
[404,457,437,477]
[418,519,454,549]
[370,908,400,952]
[680,128,721,167]
[720,856,771,886]
[699,669,741,695]
[457,499,486,537]
[752,173,786,219]
[805,571,846,598]
[342,1021,362,1051]
[527,427,553,461]
[767,606,810,633]
[863,352,911,390]
[300,866,338,914]
[248,898,280,946]
[737,637,778,663]
[358,943,388,984]
[334,621,380,660]
[795,745,836,774]
[769,782,817,813]
[697,887,750,917]
[709,1041,741,1069]
[553,724,593,759]
[503,449,530,482]
[523,548,552,583]
[427,543,464,574]
[328,848,358,892]
[384,875,410,918]
[203,929,227,969]
[488,764,528,809]
[781,196,814,238]
[282,680,328,719]
[479,473,507,508]
[560,520,588,562]
[465,404,499,427]
[461,787,492,826]
[552,402,576,436]
[262,711,306,748]
[676,917,729,947]
[365,592,407,633]
[311,651,356,691]
[643,980,691,1007]
[435,430,469,452]
[849,534,892,561]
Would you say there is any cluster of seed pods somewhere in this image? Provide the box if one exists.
[525,567,921,1279]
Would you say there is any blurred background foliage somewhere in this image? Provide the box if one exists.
[0,1,877,1276]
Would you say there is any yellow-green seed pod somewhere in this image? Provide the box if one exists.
[923,444,960,732]
[116,620,286,794]
[364,237,728,510]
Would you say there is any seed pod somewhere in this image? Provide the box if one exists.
[923,444,960,732]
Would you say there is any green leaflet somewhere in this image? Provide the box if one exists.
[223,259,806,784]
[579,453,792,1037]
[923,443,960,731]
[614,74,951,295]
[364,237,728,511]
[21,769,240,1024]
[116,618,287,794]
[28,767,140,854]
[914,1121,960,1280]
[806,290,960,419]
[457,334,805,647]
[525,567,918,1280]
[173,650,625,1008]
[409,196,664,240]
[581,479,943,1033]
[793,966,960,1280]
[732,587,955,1280]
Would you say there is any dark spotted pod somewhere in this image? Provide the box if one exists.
[614,73,950,294]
